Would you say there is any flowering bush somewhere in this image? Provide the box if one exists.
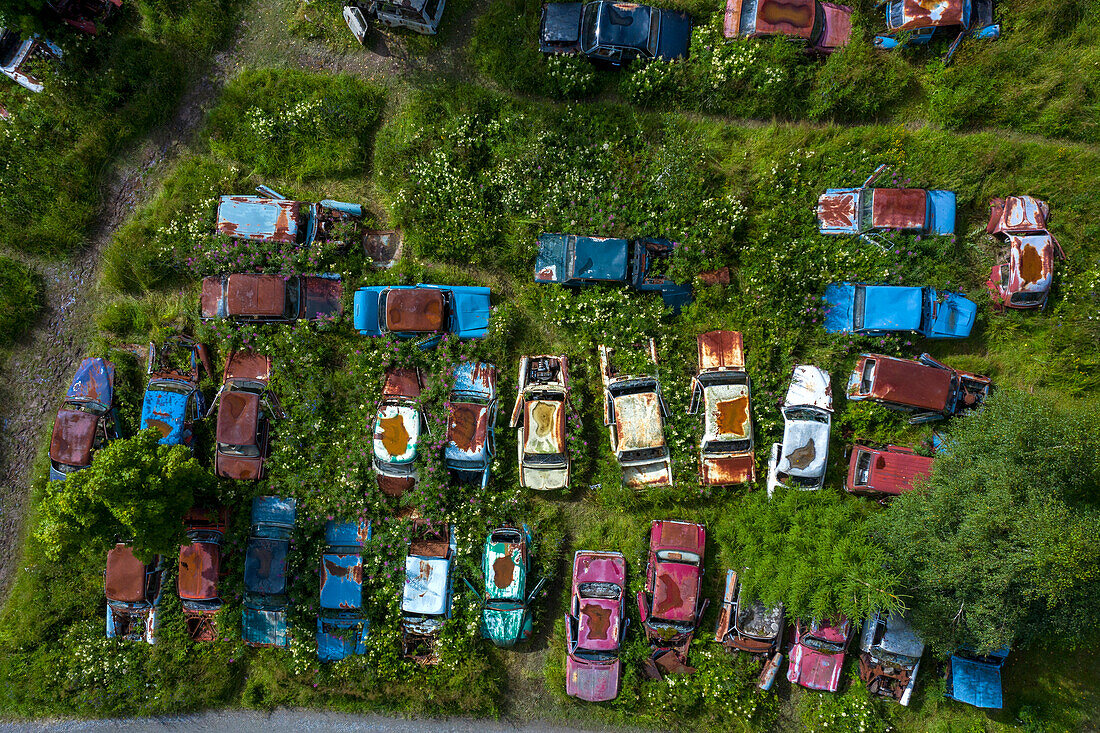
[544,54,598,99]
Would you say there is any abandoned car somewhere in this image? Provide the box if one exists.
[465,525,548,648]
[178,507,229,642]
[343,0,445,38]
[985,195,1065,310]
[689,330,755,486]
[847,353,992,423]
[945,647,1010,709]
[445,361,498,488]
[208,351,283,480]
[846,444,934,499]
[49,0,123,34]
[373,367,426,499]
[859,611,925,706]
[599,341,672,488]
[243,496,297,648]
[823,283,977,339]
[354,283,491,343]
[318,520,371,662]
[105,543,162,643]
[401,521,457,663]
[50,357,120,481]
[715,570,784,656]
[722,0,853,53]
[816,164,956,238]
[873,0,1000,60]
[565,550,629,702]
[766,365,833,496]
[510,355,571,491]
[140,338,206,449]
[539,1,691,64]
[534,233,692,309]
[216,191,362,247]
[637,521,708,662]
[200,273,344,322]
[0,30,61,92]
[787,617,853,692]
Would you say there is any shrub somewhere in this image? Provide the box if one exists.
[0,256,42,345]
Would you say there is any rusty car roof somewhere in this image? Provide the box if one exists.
[862,355,952,411]
[697,330,745,371]
[754,0,816,38]
[225,274,287,317]
[892,0,964,30]
[613,392,665,451]
[871,189,928,230]
[446,402,490,456]
[216,391,260,445]
[105,544,148,603]
[178,542,220,601]
[216,196,303,244]
[224,350,272,383]
[385,288,445,333]
[382,367,423,399]
[705,383,751,441]
[50,408,98,467]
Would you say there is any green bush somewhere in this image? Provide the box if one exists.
[0,256,42,345]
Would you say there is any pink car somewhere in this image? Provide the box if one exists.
[637,520,708,659]
[787,617,853,692]
[985,195,1066,310]
[565,551,628,702]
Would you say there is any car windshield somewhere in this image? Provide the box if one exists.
[872,648,919,667]
[486,599,525,611]
[784,407,828,423]
[647,617,694,633]
[63,399,108,416]
[646,9,659,56]
[888,0,905,29]
[620,447,666,463]
[858,191,875,232]
[523,452,567,467]
[854,451,872,485]
[1011,291,1045,305]
[51,460,82,474]
[859,359,876,393]
[703,438,751,454]
[283,277,301,319]
[572,648,617,662]
[777,471,820,488]
[219,442,260,457]
[852,285,866,330]
[0,31,22,67]
[810,0,824,43]
[578,581,621,600]
[581,3,599,52]
[802,634,844,653]
[152,381,193,395]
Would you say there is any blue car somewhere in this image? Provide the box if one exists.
[816,165,956,239]
[318,520,371,662]
[445,362,498,489]
[539,1,691,63]
[823,283,977,339]
[140,340,206,448]
[874,0,1000,62]
[353,284,491,345]
[242,496,296,648]
[945,648,1010,709]
[216,188,362,247]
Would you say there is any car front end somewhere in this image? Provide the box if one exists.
[787,618,851,692]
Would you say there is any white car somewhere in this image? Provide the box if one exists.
[766,365,833,497]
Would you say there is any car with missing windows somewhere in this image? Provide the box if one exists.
[178,507,229,642]
[637,521,708,663]
[846,444,934,499]
[343,0,446,37]
[689,331,755,486]
[823,283,977,339]
[216,189,363,248]
[401,521,457,664]
[445,361,498,489]
[787,617,853,692]
[816,165,956,239]
[722,0,853,53]
[539,1,691,65]
[859,611,925,706]
[465,525,548,648]
[565,550,629,702]
[354,283,491,344]
[510,355,571,490]
[985,195,1066,310]
[242,496,297,648]
[207,352,284,480]
[105,543,162,643]
[50,358,120,481]
[373,367,426,500]
[766,365,833,497]
[140,337,207,450]
[599,340,672,488]
[318,519,371,662]
[714,570,784,656]
[873,0,1000,62]
[847,353,992,423]
[0,29,61,92]
[200,273,343,323]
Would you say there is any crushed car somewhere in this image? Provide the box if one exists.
[465,524,548,648]
[823,283,977,339]
[343,0,446,38]
[207,351,284,480]
[787,617,853,692]
[318,519,371,662]
[510,355,571,490]
[847,353,992,423]
[565,550,628,702]
[873,0,1000,62]
[200,273,343,323]
[985,195,1065,310]
[178,507,229,642]
[354,283,491,344]
[445,361,498,488]
[816,164,956,239]
[0,30,61,92]
[689,330,755,486]
[50,357,120,481]
[945,647,1010,709]
[401,520,457,664]
[373,367,426,500]
[637,521,708,666]
[539,1,691,64]
[105,543,162,643]
[216,188,363,247]
[140,337,208,449]
[243,496,297,648]
[723,0,853,53]
[846,444,933,499]
[766,365,833,497]
[859,611,925,706]
[534,233,692,310]
[599,341,672,488]
[714,570,784,656]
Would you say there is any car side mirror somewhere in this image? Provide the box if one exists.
[873,35,899,49]
[975,23,1001,40]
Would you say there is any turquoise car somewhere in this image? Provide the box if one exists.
[465,525,547,647]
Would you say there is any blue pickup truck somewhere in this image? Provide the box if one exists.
[823,283,977,339]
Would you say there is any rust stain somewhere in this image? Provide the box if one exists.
[492,555,516,590]
[760,0,812,27]
[716,396,749,436]
[786,439,816,470]
[323,558,362,584]
[418,560,433,580]
[1019,243,1043,285]
[378,415,411,457]
[819,196,854,228]
[531,401,556,440]
[448,404,483,453]
[582,603,612,639]
[146,418,172,439]
[654,572,683,616]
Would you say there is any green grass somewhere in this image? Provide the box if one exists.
[0,256,42,346]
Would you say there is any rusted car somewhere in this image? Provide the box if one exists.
[178,507,229,642]
[873,0,1000,62]
[243,496,297,648]
[354,284,491,344]
[599,341,672,488]
[318,519,371,662]
[207,351,284,480]
[766,365,833,497]
[50,357,120,481]
[565,550,628,702]
[787,617,853,692]
[945,647,1010,709]
[445,361,498,488]
[510,355,570,490]
[200,273,343,323]
[373,367,426,500]
[216,189,362,247]
[859,611,925,706]
[49,0,122,34]
[637,521,708,661]
[465,524,548,648]
[105,543,162,643]
[846,353,992,423]
[723,0,853,53]
[985,196,1065,310]
[401,521,456,663]
[140,337,207,449]
[846,444,933,499]
[689,331,754,486]
[539,2,691,64]
[343,0,446,37]
[0,30,61,92]
[816,164,956,239]
[714,570,784,655]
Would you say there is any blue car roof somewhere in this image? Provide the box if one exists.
[325,519,370,547]
[320,553,363,611]
[863,286,923,332]
[140,386,189,446]
[67,357,114,407]
[571,236,629,282]
[251,496,297,529]
[217,196,302,243]
[948,652,1007,708]
[245,538,289,595]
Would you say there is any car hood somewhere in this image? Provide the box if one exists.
[926,290,977,338]
[242,605,288,647]
[450,287,492,338]
[819,2,854,48]
[216,196,304,244]
[788,643,844,691]
[949,653,1006,708]
[655,9,691,60]
[566,655,621,702]
[779,419,830,478]
[142,386,189,446]
[786,365,833,411]
[481,606,527,645]
[374,404,420,464]
[317,616,367,661]
[403,555,450,616]
[353,287,382,335]
[817,189,859,234]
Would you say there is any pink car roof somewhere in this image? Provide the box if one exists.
[578,598,620,651]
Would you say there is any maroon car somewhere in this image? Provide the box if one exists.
[200,273,342,323]
[846,353,992,424]
[846,444,933,499]
[178,507,228,641]
[787,617,853,692]
[985,195,1066,310]
[565,550,628,702]
[637,521,708,660]
[208,352,283,480]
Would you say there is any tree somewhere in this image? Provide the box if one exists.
[37,428,213,561]
[871,389,1100,655]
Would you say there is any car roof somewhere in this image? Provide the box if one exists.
[753,0,815,38]
[178,542,220,601]
[141,388,189,445]
[225,274,287,317]
[570,236,629,281]
[613,392,665,450]
[524,399,566,454]
[105,544,148,603]
[216,391,260,445]
[385,288,445,332]
[871,189,928,230]
[594,2,654,50]
[894,0,964,30]
[216,196,303,244]
[866,355,953,411]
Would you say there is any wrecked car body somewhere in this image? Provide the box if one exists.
[637,521,708,664]
[0,30,62,93]
[401,521,457,664]
[723,0,853,53]
[874,0,1000,61]
[216,191,363,248]
[599,341,672,488]
[50,357,120,481]
[847,353,992,423]
[243,496,297,648]
[318,519,371,662]
[985,196,1065,310]
[714,570,784,655]
[846,444,933,499]
[534,233,692,310]
[766,365,833,497]
[787,617,853,692]
[200,273,343,323]
[816,165,956,239]
[178,507,229,642]
[539,1,691,64]
[510,355,571,491]
[445,361,498,488]
[354,284,491,344]
[859,611,925,706]
[565,550,628,702]
[140,337,207,449]
[466,525,548,648]
[105,543,162,643]
[208,351,284,480]
[373,367,426,500]
[823,283,977,339]
[49,0,122,34]
[945,647,1009,709]
[343,0,446,38]
[690,331,755,486]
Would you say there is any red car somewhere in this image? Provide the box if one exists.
[637,520,708,659]
[846,444,933,499]
[208,352,283,480]
[985,195,1065,310]
[178,507,228,641]
[787,617,853,692]
[200,273,342,323]
[565,551,628,702]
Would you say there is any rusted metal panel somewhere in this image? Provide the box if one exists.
[224,351,272,384]
[226,274,286,317]
[846,444,933,497]
[702,454,755,485]
[446,402,489,454]
[653,520,705,554]
[1007,234,1055,294]
[871,189,928,230]
[613,393,665,450]
[200,276,225,319]
[178,543,220,601]
[708,385,751,439]
[66,357,115,405]
[377,474,414,497]
[50,408,97,467]
[217,453,263,480]
[216,391,260,445]
[724,0,744,36]
[895,0,964,30]
[755,0,815,38]
[697,330,745,371]
[698,267,731,285]
[385,289,445,332]
[382,367,423,398]
[855,355,952,412]
[817,190,858,230]
[216,197,303,244]
[105,544,149,603]
[998,195,1047,232]
[524,399,566,454]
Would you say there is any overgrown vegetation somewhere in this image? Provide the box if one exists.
[0,256,42,346]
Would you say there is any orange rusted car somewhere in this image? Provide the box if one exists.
[689,331,755,486]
